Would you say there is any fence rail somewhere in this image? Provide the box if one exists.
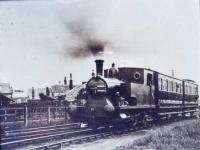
[0,105,69,131]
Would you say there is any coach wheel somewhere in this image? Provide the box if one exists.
[137,114,147,128]
[190,112,194,117]
[182,113,185,119]
[171,114,177,121]
[92,124,98,130]
[196,113,200,119]
[90,116,98,130]
[124,120,133,128]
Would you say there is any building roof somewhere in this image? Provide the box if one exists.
[51,85,69,93]
[0,82,12,95]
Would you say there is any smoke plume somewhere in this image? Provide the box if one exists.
[66,19,108,58]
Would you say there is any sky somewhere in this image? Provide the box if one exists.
[0,0,199,95]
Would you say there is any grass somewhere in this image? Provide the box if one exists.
[114,119,200,150]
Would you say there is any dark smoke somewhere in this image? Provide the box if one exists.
[66,20,107,58]
[70,39,105,57]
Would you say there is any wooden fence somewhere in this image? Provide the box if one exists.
[0,105,69,131]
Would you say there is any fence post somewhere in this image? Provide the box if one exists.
[47,106,51,124]
[24,105,28,127]
[64,104,68,123]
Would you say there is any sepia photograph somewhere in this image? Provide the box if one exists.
[0,0,200,150]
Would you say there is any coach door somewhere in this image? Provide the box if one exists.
[147,72,154,105]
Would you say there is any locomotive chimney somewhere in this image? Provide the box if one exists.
[69,73,73,90]
[64,76,67,85]
[95,59,104,76]
[91,69,95,77]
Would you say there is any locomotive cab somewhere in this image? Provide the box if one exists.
[105,67,155,107]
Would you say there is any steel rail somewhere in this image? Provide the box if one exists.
[30,132,112,150]
[0,128,93,149]
[2,127,83,142]
[3,123,79,134]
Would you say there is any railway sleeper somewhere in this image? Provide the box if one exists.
[62,141,70,146]
[48,143,61,150]
[35,147,48,150]
[70,139,82,144]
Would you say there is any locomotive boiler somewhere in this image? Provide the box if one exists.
[69,60,199,128]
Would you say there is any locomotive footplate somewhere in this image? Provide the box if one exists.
[118,105,156,110]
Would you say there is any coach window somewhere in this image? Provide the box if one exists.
[193,87,196,95]
[147,73,153,86]
[187,85,189,94]
[174,82,177,93]
[185,85,188,94]
[189,86,192,95]
[162,79,165,91]
[171,82,174,92]
[192,86,194,95]
[192,87,194,95]
[173,82,176,93]
[185,85,187,94]
[168,81,171,92]
[195,87,198,95]
[180,84,182,93]
[191,86,193,95]
[171,81,174,92]
[189,86,191,94]
[189,86,191,95]
[171,81,173,92]
[159,78,161,90]
[166,80,168,91]
[163,80,166,91]
[193,87,195,95]
[175,83,179,93]
[165,80,168,91]
[188,86,190,94]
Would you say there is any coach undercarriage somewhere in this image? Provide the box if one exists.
[75,104,198,129]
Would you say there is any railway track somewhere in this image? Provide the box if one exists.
[2,123,79,137]
[1,123,86,149]
[30,130,113,150]
[3,124,146,150]
[1,117,197,150]
[25,117,198,150]
[29,125,145,150]
[1,120,142,150]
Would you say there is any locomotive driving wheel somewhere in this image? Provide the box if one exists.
[137,113,148,128]
[142,115,149,127]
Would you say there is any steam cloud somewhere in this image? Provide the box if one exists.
[66,19,108,58]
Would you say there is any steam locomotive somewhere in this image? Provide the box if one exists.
[69,60,199,128]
